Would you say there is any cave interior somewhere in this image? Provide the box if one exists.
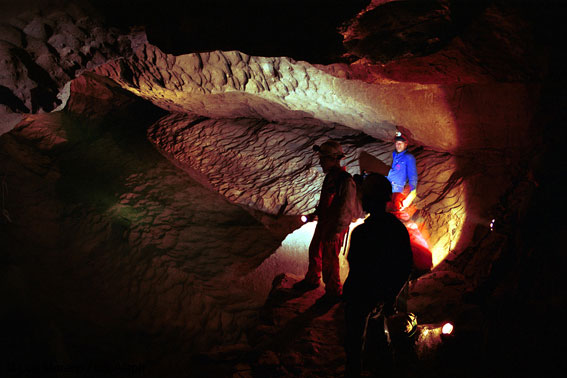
[0,0,565,377]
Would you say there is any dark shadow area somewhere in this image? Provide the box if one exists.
[0,73,284,377]
[0,85,30,113]
[345,0,458,62]
[87,0,369,64]
[0,79,168,377]
[10,47,61,112]
[438,1,567,376]
[55,78,168,210]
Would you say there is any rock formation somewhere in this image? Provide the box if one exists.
[0,0,564,377]
[0,0,145,133]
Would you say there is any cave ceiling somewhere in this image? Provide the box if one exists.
[0,0,560,259]
[1,0,551,150]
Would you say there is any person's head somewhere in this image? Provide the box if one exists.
[313,140,345,173]
[394,132,408,153]
[361,173,392,213]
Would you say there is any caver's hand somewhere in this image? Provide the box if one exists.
[401,190,416,210]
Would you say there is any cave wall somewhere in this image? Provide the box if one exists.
[0,78,287,371]
[1,0,564,375]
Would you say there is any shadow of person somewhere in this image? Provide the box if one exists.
[253,299,343,356]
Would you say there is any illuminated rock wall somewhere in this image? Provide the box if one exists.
[1,0,560,375]
[1,2,541,266]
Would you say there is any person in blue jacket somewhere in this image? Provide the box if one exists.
[386,132,418,214]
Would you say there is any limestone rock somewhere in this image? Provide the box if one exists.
[0,88,286,373]
[0,1,144,133]
[0,0,562,376]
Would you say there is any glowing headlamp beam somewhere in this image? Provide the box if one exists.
[442,322,454,335]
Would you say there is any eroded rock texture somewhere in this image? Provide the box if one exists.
[0,81,289,375]
[0,0,564,376]
[0,0,144,133]
[146,110,468,263]
[90,42,536,154]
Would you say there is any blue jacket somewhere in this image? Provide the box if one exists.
[386,150,417,193]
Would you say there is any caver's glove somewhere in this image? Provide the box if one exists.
[401,190,416,210]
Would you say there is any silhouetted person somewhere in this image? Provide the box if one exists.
[343,173,413,377]
[294,140,358,301]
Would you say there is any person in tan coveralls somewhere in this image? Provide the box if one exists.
[294,140,358,301]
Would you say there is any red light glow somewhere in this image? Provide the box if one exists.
[405,221,433,271]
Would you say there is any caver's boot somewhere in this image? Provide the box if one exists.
[292,278,320,292]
